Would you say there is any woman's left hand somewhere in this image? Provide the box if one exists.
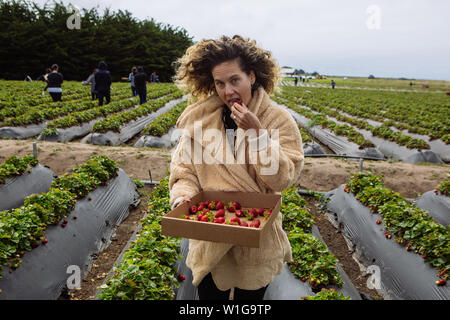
[231,102,263,136]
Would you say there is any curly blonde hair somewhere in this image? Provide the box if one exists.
[173,35,280,100]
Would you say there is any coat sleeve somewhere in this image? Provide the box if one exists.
[248,108,304,192]
[169,134,201,208]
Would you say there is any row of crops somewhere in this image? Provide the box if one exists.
[282,77,450,92]
[1,80,448,165]
[0,154,140,299]
[273,85,450,163]
[0,80,186,146]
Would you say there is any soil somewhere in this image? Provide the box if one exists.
[67,184,154,300]
[305,196,382,299]
[1,139,448,300]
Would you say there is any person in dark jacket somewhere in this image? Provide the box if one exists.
[94,61,112,106]
[46,64,64,101]
[134,66,148,105]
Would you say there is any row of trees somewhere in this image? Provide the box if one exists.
[0,0,194,81]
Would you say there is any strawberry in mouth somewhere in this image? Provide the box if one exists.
[229,98,242,106]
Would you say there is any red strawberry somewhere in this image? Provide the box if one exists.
[214,209,225,218]
[250,219,261,228]
[257,208,265,216]
[264,210,272,218]
[61,223,66,228]
[344,187,349,193]
[240,221,249,227]
[177,274,186,281]
[88,197,92,201]
[213,217,225,224]
[235,209,245,217]
[208,201,216,210]
[376,219,381,224]
[196,213,204,221]
[73,216,77,220]
[197,204,205,211]
[201,215,209,222]
[436,279,446,286]
[189,206,198,214]
[42,239,48,244]
[216,201,224,210]
[230,217,241,225]
[249,208,258,218]
[228,205,236,213]
[233,201,241,210]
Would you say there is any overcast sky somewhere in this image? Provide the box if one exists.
[33,0,450,80]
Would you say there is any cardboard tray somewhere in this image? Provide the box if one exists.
[161,191,281,248]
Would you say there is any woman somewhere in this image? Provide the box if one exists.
[82,68,98,100]
[46,64,64,101]
[170,35,304,300]
[128,66,137,97]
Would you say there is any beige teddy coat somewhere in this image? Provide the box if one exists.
[169,86,304,291]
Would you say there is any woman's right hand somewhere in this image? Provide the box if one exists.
[173,196,192,208]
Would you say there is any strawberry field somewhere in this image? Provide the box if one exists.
[0,79,449,300]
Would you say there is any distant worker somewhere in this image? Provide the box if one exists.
[82,68,98,101]
[294,77,298,86]
[134,66,148,105]
[37,68,51,82]
[149,71,156,83]
[331,79,335,89]
[128,66,137,97]
[38,68,51,96]
[47,64,64,101]
[95,61,112,106]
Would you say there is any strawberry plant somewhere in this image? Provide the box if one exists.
[288,227,343,289]
[345,173,450,283]
[0,155,119,281]
[142,100,188,136]
[0,155,38,184]
[436,180,450,197]
[97,177,182,300]
[92,88,183,133]
[281,185,344,291]
[302,288,351,300]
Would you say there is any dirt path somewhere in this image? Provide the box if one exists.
[1,140,448,198]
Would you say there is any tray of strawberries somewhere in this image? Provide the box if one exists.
[161,191,281,248]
